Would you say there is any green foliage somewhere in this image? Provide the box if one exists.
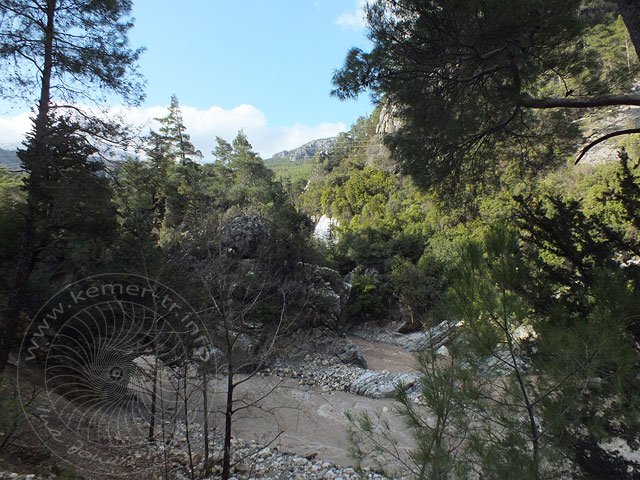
[109,103,640,478]
[344,272,387,322]
[155,95,202,166]
[2,7,640,475]
[0,0,144,106]
[507,154,640,476]
[212,132,285,213]
[394,349,474,480]
[303,130,434,271]
[578,15,640,93]
[348,221,560,477]
[0,0,144,372]
[301,110,456,324]
[0,167,24,276]
[113,127,314,290]
[144,96,207,235]
[111,158,165,273]
[113,103,308,273]
[266,157,318,196]
[444,226,552,478]
[322,166,394,222]
[347,209,640,478]
[513,153,640,314]
[390,253,446,327]
[346,408,407,478]
[332,0,637,193]
[18,116,117,283]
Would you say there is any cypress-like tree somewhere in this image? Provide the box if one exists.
[155,95,202,166]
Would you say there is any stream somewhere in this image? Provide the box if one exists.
[207,337,420,467]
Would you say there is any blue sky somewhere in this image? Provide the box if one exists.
[0,0,374,158]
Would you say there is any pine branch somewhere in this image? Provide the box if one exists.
[518,93,640,109]
[575,128,640,164]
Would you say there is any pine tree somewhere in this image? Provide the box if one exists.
[332,0,640,192]
[155,95,202,166]
[213,132,281,210]
[0,0,143,370]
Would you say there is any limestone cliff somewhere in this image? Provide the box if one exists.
[268,137,337,163]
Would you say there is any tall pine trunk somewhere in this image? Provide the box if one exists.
[0,0,56,372]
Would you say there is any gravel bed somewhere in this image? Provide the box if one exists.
[261,353,365,392]
[0,474,47,480]
[263,351,424,405]
[195,438,389,480]
[161,421,391,480]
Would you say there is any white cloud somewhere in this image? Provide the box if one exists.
[335,0,369,30]
[0,111,32,149]
[0,104,347,159]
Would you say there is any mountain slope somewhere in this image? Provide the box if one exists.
[0,148,19,169]
[266,137,337,164]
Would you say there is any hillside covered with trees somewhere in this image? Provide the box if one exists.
[1,1,640,479]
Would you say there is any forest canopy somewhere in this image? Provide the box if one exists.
[332,0,640,192]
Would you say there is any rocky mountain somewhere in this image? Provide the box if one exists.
[0,148,19,169]
[267,137,337,163]
[575,105,640,164]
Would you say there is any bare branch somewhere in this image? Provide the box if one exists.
[575,128,640,164]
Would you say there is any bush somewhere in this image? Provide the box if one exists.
[344,272,388,322]
[0,375,37,451]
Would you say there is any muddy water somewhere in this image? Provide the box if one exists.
[350,336,419,373]
[206,337,419,467]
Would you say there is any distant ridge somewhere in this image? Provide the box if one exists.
[267,137,337,163]
[0,148,20,170]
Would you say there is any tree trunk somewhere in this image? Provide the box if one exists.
[148,356,159,442]
[202,363,211,475]
[0,0,57,373]
[183,364,195,480]
[617,0,640,60]
[222,364,234,480]
[507,328,540,480]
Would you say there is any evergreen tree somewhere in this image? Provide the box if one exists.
[111,158,164,273]
[142,96,204,235]
[332,0,640,192]
[155,95,202,166]
[0,0,143,370]
[213,132,283,211]
[351,223,640,478]
[29,118,117,282]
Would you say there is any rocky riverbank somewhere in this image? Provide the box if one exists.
[195,327,427,479]
[350,320,458,352]
[0,406,392,480]
[0,437,390,480]
[1,325,426,480]
[197,437,389,480]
